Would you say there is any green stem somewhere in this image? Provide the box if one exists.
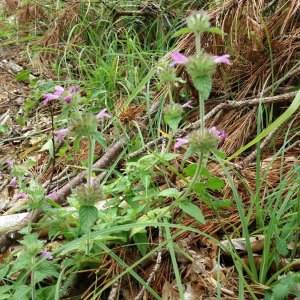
[196,32,201,57]
[157,150,204,219]
[167,82,174,104]
[86,230,90,256]
[291,185,300,261]
[87,135,95,189]
[179,150,204,201]
[199,92,205,136]
[31,256,36,300]
[28,209,35,234]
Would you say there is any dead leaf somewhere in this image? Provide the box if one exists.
[162,281,180,300]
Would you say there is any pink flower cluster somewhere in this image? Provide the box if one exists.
[53,108,111,142]
[169,52,232,67]
[174,126,227,149]
[42,85,79,105]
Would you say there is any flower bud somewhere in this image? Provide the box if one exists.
[187,128,219,153]
[187,10,210,33]
[185,53,216,78]
[75,182,105,206]
[163,103,184,130]
[68,113,98,137]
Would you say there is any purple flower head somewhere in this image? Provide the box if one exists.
[219,131,227,140]
[182,100,193,109]
[213,54,232,65]
[53,85,64,96]
[169,52,189,67]
[40,251,53,260]
[209,126,220,136]
[46,190,58,201]
[16,191,28,199]
[174,138,189,149]
[157,66,164,74]
[6,159,14,166]
[10,177,17,187]
[42,93,59,105]
[53,128,68,142]
[89,177,97,186]
[63,94,73,103]
[71,86,79,93]
[96,108,111,119]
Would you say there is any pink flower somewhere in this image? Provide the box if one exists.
[157,66,164,73]
[71,86,79,93]
[53,128,68,142]
[16,191,28,199]
[182,100,193,109]
[53,85,64,96]
[169,52,189,67]
[42,93,59,105]
[40,251,53,260]
[6,159,14,166]
[89,177,97,186]
[219,131,227,140]
[209,126,220,135]
[174,138,188,148]
[46,190,58,200]
[10,177,17,187]
[213,54,232,65]
[63,94,73,103]
[96,108,111,119]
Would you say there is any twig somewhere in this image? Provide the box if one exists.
[243,125,281,166]
[107,266,121,300]
[134,225,162,300]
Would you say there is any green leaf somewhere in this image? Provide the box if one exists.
[38,260,59,278]
[206,27,227,36]
[183,164,197,177]
[205,177,225,191]
[12,285,31,300]
[133,231,148,256]
[0,125,8,134]
[164,115,182,131]
[79,206,98,233]
[212,199,234,208]
[73,135,82,154]
[130,214,151,237]
[0,264,9,280]
[161,153,180,161]
[172,27,192,37]
[91,131,107,149]
[272,283,289,300]
[158,188,181,198]
[193,76,212,100]
[16,116,26,126]
[39,139,54,158]
[192,183,205,193]
[14,69,30,82]
[180,202,205,223]
[275,238,288,256]
[211,149,226,159]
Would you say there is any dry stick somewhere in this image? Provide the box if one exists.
[107,266,121,300]
[261,66,300,95]
[129,91,297,159]
[134,225,163,300]
[0,100,161,253]
[243,125,281,166]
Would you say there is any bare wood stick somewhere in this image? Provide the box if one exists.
[243,125,281,166]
